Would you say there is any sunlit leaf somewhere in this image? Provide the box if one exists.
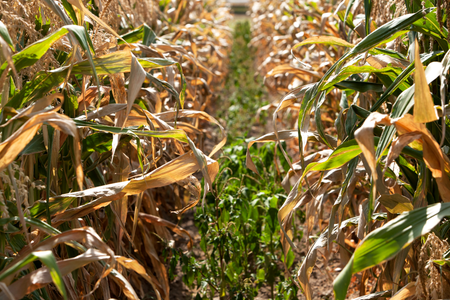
[377,194,413,214]
[334,203,450,299]
[413,39,438,123]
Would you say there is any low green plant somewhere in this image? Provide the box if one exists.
[167,140,301,299]
[218,21,268,140]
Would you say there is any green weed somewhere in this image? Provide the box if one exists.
[217,21,268,141]
[167,139,301,299]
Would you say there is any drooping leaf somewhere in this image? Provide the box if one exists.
[413,39,438,123]
[0,112,83,191]
[323,64,402,90]
[119,24,156,45]
[246,130,336,175]
[0,250,68,300]
[0,27,69,75]
[50,152,218,223]
[356,112,450,201]
[375,60,443,159]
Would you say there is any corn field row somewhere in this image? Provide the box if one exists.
[1,0,450,299]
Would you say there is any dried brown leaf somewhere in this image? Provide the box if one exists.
[356,113,450,202]
[139,213,193,249]
[413,39,438,123]
[51,151,218,223]
[390,282,416,300]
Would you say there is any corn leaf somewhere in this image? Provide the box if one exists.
[413,39,438,123]
[69,51,175,75]
[377,194,413,214]
[0,21,13,51]
[334,202,450,299]
[0,250,67,300]
[293,36,354,49]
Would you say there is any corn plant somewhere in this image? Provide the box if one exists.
[0,0,230,299]
[251,0,450,298]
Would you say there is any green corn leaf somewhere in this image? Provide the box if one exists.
[412,1,448,50]
[0,27,69,75]
[364,0,372,36]
[63,25,100,94]
[0,21,14,51]
[30,197,77,219]
[303,139,363,174]
[343,0,356,31]
[74,119,189,143]
[334,81,384,93]
[119,24,156,45]
[334,202,450,300]
[69,51,175,75]
[20,134,46,155]
[369,47,407,60]
[0,217,60,235]
[370,51,443,113]
[323,65,402,90]
[349,8,433,56]
[319,8,434,90]
[297,8,432,166]
[82,132,113,156]
[0,250,68,300]
[0,25,100,92]
[6,72,65,109]
[45,125,54,225]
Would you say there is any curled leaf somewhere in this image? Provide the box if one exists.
[356,112,450,202]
